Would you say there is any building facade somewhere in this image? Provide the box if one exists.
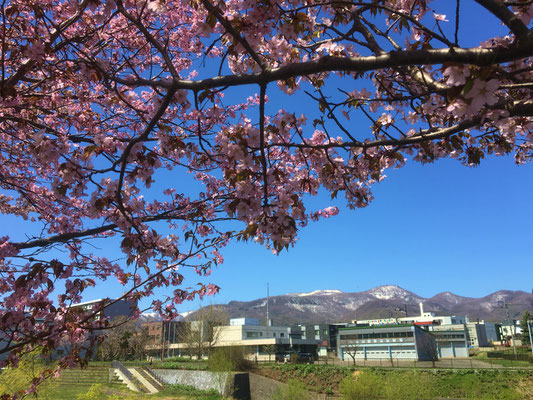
[429,326,469,358]
[337,324,437,361]
[71,297,137,320]
[289,323,345,355]
[160,318,319,361]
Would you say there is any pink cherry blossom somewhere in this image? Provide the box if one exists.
[465,79,501,111]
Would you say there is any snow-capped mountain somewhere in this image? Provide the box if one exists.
[139,312,185,322]
[190,285,532,324]
[363,285,423,301]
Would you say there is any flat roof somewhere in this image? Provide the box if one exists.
[339,324,414,331]
[71,298,107,307]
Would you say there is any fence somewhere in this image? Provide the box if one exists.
[307,357,533,369]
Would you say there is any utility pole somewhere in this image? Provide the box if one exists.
[527,319,533,354]
[530,288,533,356]
[161,322,165,360]
[502,302,517,359]
[266,282,270,334]
[167,322,171,358]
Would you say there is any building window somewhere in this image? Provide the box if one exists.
[280,333,284,338]
[246,332,259,338]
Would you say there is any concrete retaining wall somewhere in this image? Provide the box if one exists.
[152,369,250,400]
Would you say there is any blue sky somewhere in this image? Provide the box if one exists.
[193,154,533,310]
[174,0,533,310]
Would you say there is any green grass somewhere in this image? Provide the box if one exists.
[38,383,223,400]
[339,369,533,399]
[155,384,223,399]
[37,365,129,400]
[261,364,533,399]
[500,347,532,355]
[0,361,222,400]
[39,372,223,400]
[471,356,533,368]
[155,360,208,370]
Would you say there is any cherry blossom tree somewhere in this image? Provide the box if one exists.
[1,0,532,393]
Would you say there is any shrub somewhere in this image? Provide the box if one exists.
[340,371,382,400]
[0,348,48,398]
[76,384,107,400]
[207,347,252,372]
[340,370,434,400]
[163,356,193,363]
[272,379,311,400]
[166,383,220,396]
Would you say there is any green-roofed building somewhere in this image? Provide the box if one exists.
[337,324,437,361]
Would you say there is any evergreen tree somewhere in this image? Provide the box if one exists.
[520,311,532,346]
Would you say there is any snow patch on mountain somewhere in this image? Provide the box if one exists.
[139,312,185,322]
[439,292,462,304]
[289,289,343,297]
[344,298,372,310]
[252,300,267,308]
[287,303,325,312]
[367,285,418,300]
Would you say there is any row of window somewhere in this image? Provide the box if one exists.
[343,338,410,344]
[436,334,465,339]
[340,331,414,340]
[245,331,285,338]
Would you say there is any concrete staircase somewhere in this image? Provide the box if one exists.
[110,361,165,394]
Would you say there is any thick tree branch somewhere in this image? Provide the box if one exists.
[104,43,533,92]
[259,84,269,207]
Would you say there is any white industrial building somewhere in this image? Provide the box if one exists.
[352,303,467,327]
[337,324,437,361]
[430,325,469,357]
[167,318,318,361]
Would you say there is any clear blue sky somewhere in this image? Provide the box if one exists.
[198,155,533,310]
[174,0,533,311]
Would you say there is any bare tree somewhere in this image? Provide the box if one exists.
[97,317,146,361]
[263,344,277,363]
[178,305,228,360]
[418,332,439,368]
[130,326,150,361]
[343,345,360,366]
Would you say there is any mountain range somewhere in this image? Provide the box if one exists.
[188,285,533,325]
